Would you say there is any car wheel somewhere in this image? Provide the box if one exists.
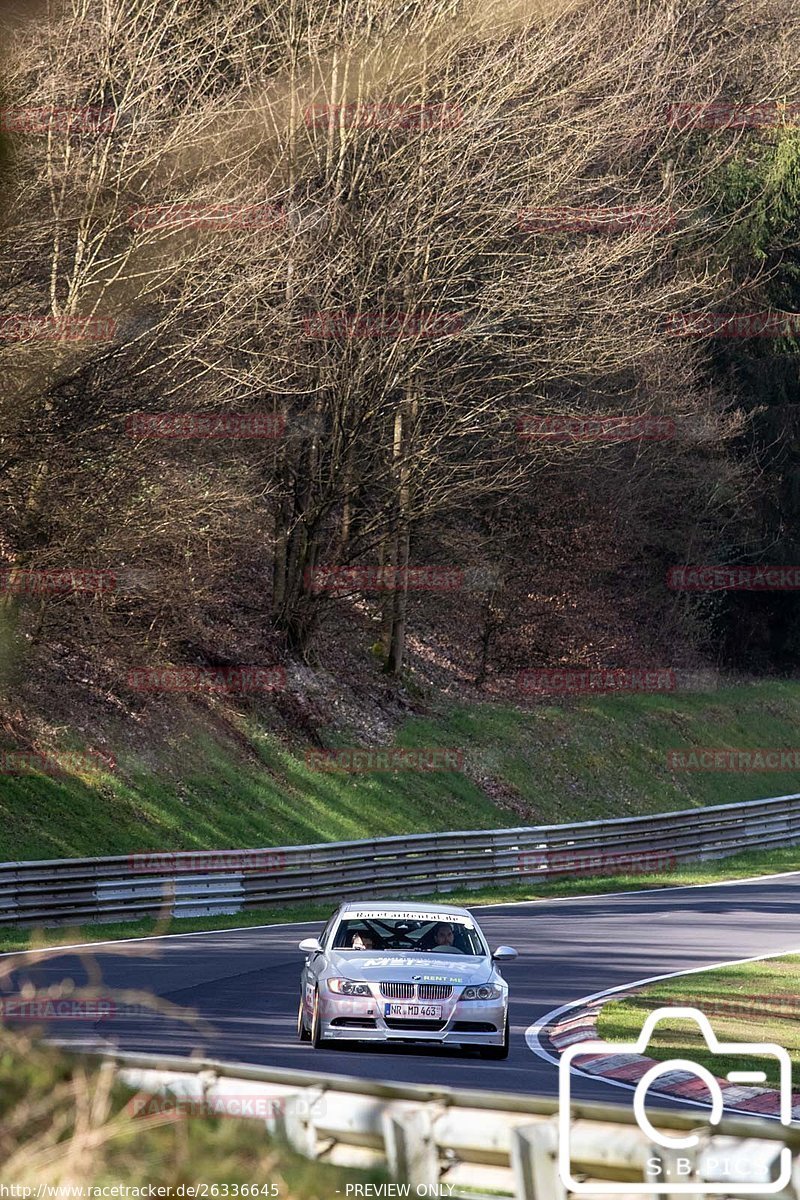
[310,988,327,1049]
[479,1014,509,1060]
[297,993,310,1041]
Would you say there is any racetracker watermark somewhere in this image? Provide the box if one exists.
[305,565,463,592]
[0,997,115,1020]
[667,565,800,590]
[303,311,463,339]
[518,850,676,876]
[0,315,116,341]
[517,206,675,233]
[128,850,286,873]
[0,106,116,134]
[304,102,462,130]
[518,668,675,695]
[128,203,287,231]
[127,1094,293,1122]
[0,568,116,595]
[666,101,800,130]
[126,413,285,439]
[667,748,800,771]
[127,666,286,693]
[663,312,800,337]
[0,749,116,775]
[517,415,675,441]
[305,747,463,772]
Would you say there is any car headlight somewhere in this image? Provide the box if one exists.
[327,978,372,996]
[461,984,503,1001]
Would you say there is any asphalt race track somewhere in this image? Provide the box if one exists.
[4,872,800,1102]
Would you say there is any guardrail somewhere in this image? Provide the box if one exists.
[2,790,800,927]
[111,1050,800,1199]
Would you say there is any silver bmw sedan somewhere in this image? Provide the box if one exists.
[297,900,517,1057]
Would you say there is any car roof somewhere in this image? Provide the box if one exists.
[337,900,472,919]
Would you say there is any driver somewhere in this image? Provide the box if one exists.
[432,921,455,947]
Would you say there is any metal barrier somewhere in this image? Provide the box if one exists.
[113,1050,800,1198]
[2,790,800,927]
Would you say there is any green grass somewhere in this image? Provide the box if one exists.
[0,1024,388,1195]
[597,955,800,1090]
[1,679,800,863]
[437,679,800,823]
[2,840,799,955]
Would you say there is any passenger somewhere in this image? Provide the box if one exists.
[351,932,375,950]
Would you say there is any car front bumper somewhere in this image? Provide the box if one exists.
[318,991,507,1046]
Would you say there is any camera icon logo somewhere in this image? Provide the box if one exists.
[558,1006,792,1194]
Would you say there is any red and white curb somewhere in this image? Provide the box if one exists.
[545,993,800,1120]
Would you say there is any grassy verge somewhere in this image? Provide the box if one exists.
[2,679,800,862]
[0,1025,387,1195]
[596,955,800,1090]
[3,841,800,955]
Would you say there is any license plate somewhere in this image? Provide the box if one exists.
[384,1003,443,1019]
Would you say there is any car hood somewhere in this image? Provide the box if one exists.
[328,951,492,985]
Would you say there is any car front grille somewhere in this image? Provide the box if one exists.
[380,982,454,1000]
[380,981,416,1000]
[381,984,455,1003]
[418,984,453,1000]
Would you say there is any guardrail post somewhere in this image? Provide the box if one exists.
[650,1144,703,1200]
[280,1092,321,1158]
[382,1104,440,1187]
[790,1151,800,1200]
[510,1120,566,1200]
[198,1068,218,1101]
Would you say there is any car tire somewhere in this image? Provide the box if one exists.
[479,1014,510,1060]
[310,988,327,1049]
[297,994,310,1041]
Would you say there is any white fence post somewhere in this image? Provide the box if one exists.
[382,1104,440,1187]
[510,1121,566,1200]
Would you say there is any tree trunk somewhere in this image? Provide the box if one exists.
[385,392,416,675]
[387,517,410,675]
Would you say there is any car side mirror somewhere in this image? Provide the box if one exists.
[492,945,518,962]
[298,937,323,954]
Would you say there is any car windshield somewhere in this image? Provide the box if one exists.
[331,916,486,956]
